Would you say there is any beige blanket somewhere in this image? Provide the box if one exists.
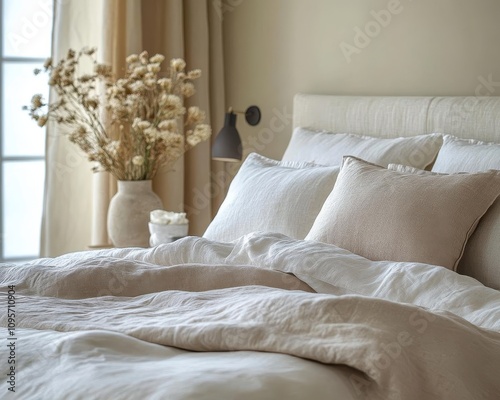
[2,234,500,400]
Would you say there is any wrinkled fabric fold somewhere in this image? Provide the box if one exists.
[3,233,500,399]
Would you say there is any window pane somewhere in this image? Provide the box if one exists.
[2,0,53,58]
[2,62,47,157]
[3,161,45,258]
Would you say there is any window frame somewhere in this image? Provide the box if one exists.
[0,0,51,262]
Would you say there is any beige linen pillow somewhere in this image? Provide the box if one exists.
[397,136,500,289]
[389,163,500,289]
[203,153,340,242]
[306,156,500,271]
[282,127,442,168]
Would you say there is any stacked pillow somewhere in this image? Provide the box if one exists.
[431,135,500,289]
[205,131,443,242]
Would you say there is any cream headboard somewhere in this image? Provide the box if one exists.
[293,94,500,143]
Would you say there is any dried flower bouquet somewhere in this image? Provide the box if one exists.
[25,48,211,180]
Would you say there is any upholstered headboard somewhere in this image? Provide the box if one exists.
[293,94,500,143]
[290,94,500,291]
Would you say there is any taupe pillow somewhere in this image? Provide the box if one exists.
[391,162,500,290]
[306,156,500,270]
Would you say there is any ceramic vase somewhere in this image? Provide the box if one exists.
[107,180,163,247]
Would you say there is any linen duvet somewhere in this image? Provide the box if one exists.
[1,232,500,400]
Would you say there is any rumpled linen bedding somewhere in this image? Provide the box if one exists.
[1,232,500,400]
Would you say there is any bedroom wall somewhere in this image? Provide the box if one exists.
[222,0,500,160]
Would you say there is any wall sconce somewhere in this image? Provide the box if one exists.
[212,105,261,162]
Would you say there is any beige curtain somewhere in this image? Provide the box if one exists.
[41,0,226,257]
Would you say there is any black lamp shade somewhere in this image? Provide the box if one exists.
[212,112,242,162]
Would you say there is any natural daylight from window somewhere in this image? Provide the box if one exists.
[1,0,53,262]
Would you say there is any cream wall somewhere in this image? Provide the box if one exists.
[223,0,500,160]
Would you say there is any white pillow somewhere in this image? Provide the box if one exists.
[282,127,443,169]
[204,153,339,242]
[429,135,500,289]
[432,134,500,173]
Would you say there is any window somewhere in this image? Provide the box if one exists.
[1,0,53,262]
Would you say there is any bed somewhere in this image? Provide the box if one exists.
[2,94,500,400]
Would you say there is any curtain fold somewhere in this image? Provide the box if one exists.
[41,0,225,256]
